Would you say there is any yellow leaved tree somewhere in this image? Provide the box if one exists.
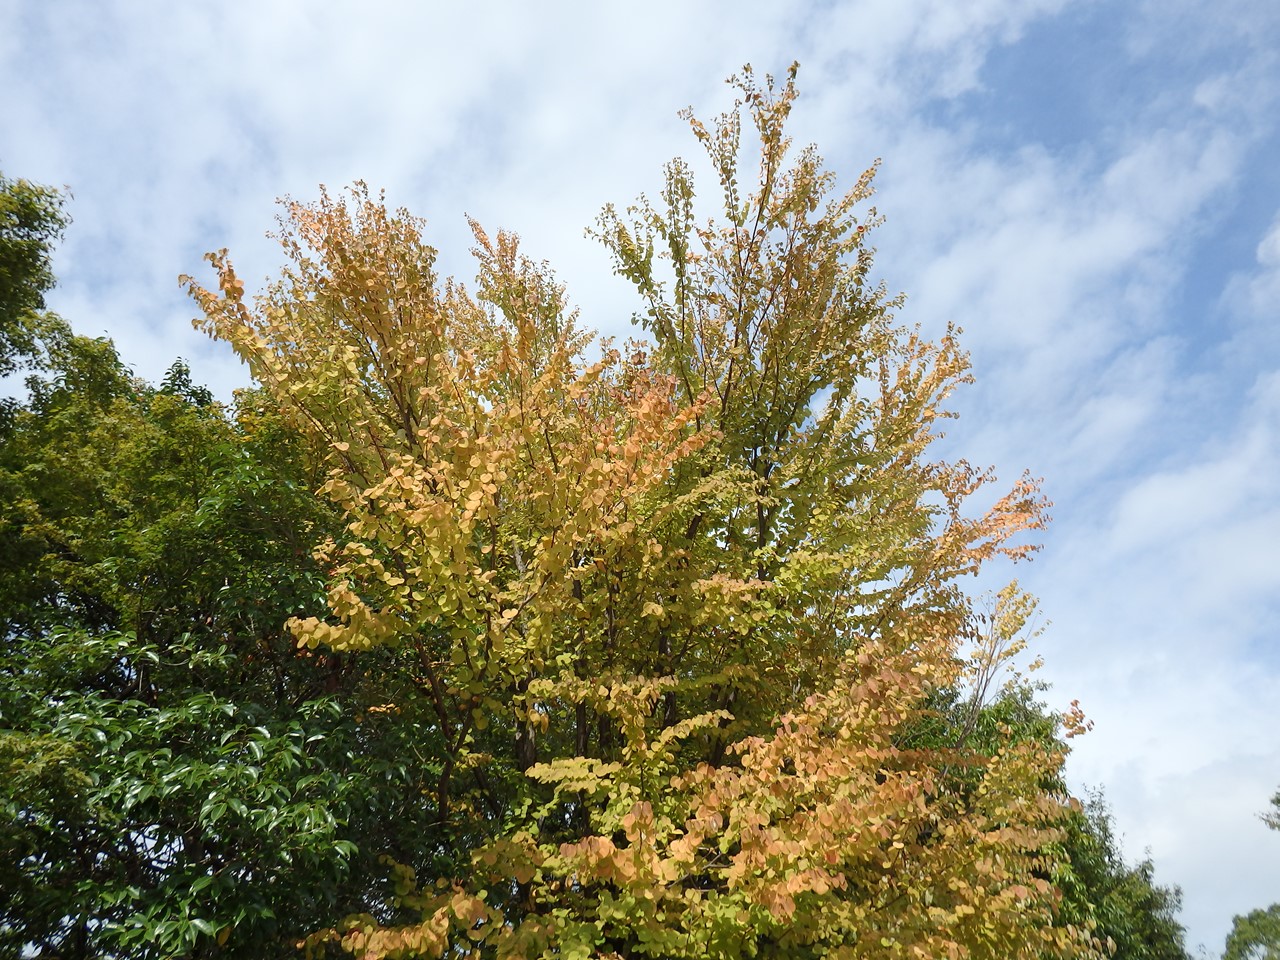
[185,65,1099,960]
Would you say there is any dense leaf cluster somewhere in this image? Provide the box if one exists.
[0,327,454,956]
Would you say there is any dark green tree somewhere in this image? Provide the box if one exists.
[0,334,460,957]
[895,583,1192,960]
[1265,789,1280,832]
[1055,792,1191,960]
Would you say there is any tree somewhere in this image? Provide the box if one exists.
[0,337,465,957]
[184,65,1104,959]
[0,171,68,375]
[1221,791,1280,960]
[1052,793,1190,960]
[1224,907,1280,960]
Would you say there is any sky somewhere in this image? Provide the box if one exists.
[2,0,1278,951]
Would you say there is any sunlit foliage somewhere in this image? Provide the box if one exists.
[184,66,1101,959]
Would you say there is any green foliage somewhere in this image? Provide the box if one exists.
[1219,791,1280,960]
[0,171,68,375]
[0,629,358,958]
[1052,794,1191,960]
[1224,906,1280,960]
[0,342,461,957]
[1264,789,1280,833]
[905,643,1191,960]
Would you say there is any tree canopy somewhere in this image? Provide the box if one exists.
[0,171,68,376]
[2,67,1203,960]
[184,65,1086,960]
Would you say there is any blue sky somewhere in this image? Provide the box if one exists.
[3,0,1278,951]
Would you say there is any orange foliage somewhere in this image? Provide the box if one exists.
[186,64,1096,960]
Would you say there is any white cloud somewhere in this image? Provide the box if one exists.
[1225,211,1280,325]
[1025,354,1280,947]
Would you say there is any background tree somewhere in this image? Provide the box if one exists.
[881,592,1191,960]
[1221,791,1280,960]
[1055,795,1190,960]
[0,171,68,376]
[0,330,464,957]
[1224,907,1280,960]
[187,66,1099,960]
